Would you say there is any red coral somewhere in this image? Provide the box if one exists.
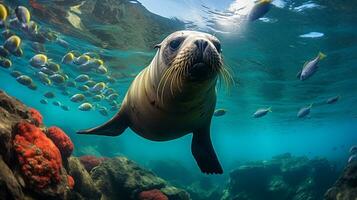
[28,108,43,126]
[138,189,168,200]
[79,155,107,172]
[46,126,74,158]
[67,175,75,190]
[13,122,62,189]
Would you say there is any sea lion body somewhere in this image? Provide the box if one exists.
[78,30,228,174]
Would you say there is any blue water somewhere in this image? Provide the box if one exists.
[1,0,357,179]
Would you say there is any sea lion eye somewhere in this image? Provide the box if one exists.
[169,38,184,51]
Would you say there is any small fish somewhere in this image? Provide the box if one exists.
[75,74,90,82]
[98,107,109,116]
[109,100,118,107]
[40,99,48,104]
[110,104,121,111]
[297,52,326,81]
[77,85,89,92]
[91,82,106,93]
[61,90,70,96]
[0,46,10,58]
[70,94,85,102]
[107,93,119,101]
[0,4,8,23]
[46,61,60,72]
[297,104,312,118]
[326,96,340,104]
[30,54,48,68]
[103,88,115,96]
[97,65,108,74]
[92,94,103,102]
[0,57,11,68]
[84,80,96,87]
[57,38,69,48]
[248,0,272,22]
[4,35,21,53]
[16,75,32,86]
[50,74,65,84]
[10,70,22,78]
[25,21,38,33]
[1,29,13,40]
[53,101,61,106]
[349,145,357,154]
[61,105,70,111]
[253,107,272,118]
[106,76,116,84]
[74,55,90,65]
[15,6,31,26]
[78,102,93,111]
[31,42,46,53]
[40,67,55,76]
[61,52,75,64]
[214,109,227,117]
[44,91,55,98]
[27,82,37,90]
[78,59,102,71]
[348,154,357,164]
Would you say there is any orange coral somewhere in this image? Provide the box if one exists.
[13,122,62,189]
[28,108,43,126]
[138,189,168,200]
[46,126,74,158]
[67,175,75,190]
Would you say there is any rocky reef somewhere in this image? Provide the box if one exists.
[23,0,184,50]
[221,153,339,200]
[325,160,357,200]
[0,90,190,200]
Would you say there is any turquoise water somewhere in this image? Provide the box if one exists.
[1,0,357,180]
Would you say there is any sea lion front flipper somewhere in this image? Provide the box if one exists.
[192,127,223,174]
[77,110,128,136]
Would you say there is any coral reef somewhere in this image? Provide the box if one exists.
[46,126,74,159]
[221,153,339,200]
[79,155,107,172]
[0,90,190,200]
[325,160,357,200]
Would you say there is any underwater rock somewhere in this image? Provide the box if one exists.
[46,126,74,159]
[0,155,24,200]
[79,155,107,172]
[222,153,338,200]
[324,160,357,200]
[66,157,101,200]
[90,157,190,200]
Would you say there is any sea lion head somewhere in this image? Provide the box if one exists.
[153,31,231,100]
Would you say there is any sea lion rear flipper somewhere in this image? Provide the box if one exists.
[192,127,223,174]
[77,110,129,136]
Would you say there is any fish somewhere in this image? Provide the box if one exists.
[75,74,90,82]
[297,52,326,81]
[78,102,93,111]
[78,59,103,71]
[349,145,357,154]
[297,104,312,118]
[4,35,21,53]
[50,74,65,84]
[70,94,85,102]
[61,52,75,64]
[15,6,31,26]
[44,91,55,98]
[40,99,48,104]
[10,70,22,78]
[92,94,103,102]
[91,82,106,93]
[107,93,119,101]
[61,90,70,96]
[16,75,32,86]
[0,4,8,23]
[97,65,108,74]
[27,82,37,90]
[25,21,38,34]
[57,38,69,48]
[103,88,115,96]
[348,155,357,163]
[40,67,55,76]
[214,109,227,117]
[46,61,61,72]
[66,81,76,87]
[106,76,116,84]
[0,46,10,58]
[98,107,109,116]
[61,105,70,111]
[30,54,48,68]
[77,85,89,92]
[0,57,11,68]
[84,80,96,87]
[248,0,272,22]
[74,55,90,65]
[326,96,340,104]
[53,101,61,106]
[253,107,272,118]
[31,42,46,53]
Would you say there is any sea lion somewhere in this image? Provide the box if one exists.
[78,30,232,174]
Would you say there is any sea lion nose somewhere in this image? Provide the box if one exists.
[194,39,208,53]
